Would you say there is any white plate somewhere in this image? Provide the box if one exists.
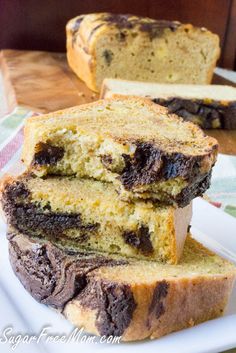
[0,197,235,353]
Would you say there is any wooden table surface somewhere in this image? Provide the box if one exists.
[0,49,235,155]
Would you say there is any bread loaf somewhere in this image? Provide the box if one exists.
[66,13,220,92]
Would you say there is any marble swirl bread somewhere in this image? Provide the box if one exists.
[1,174,192,264]
[21,97,218,207]
[8,230,236,341]
[66,13,220,92]
[101,79,236,129]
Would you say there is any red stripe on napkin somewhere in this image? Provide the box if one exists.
[0,127,24,169]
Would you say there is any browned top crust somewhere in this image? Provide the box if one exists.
[67,13,206,47]
[73,13,181,41]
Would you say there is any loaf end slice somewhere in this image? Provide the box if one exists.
[8,230,236,341]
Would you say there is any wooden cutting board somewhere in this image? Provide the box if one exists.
[0,49,235,155]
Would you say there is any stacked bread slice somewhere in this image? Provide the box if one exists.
[1,97,236,341]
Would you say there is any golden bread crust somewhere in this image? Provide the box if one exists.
[65,275,234,341]
[8,230,236,341]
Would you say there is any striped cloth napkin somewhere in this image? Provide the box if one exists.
[207,154,236,217]
[0,106,236,217]
[0,107,32,178]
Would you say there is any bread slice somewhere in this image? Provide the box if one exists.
[22,97,218,207]
[101,79,236,129]
[1,174,192,263]
[66,13,220,92]
[8,230,236,341]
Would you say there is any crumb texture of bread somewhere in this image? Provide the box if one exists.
[22,97,218,207]
[8,231,236,341]
[66,13,220,92]
[1,174,192,263]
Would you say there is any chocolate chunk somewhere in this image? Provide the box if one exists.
[100,154,113,169]
[71,16,85,46]
[121,142,163,188]
[102,49,114,66]
[177,109,204,125]
[96,283,136,336]
[88,23,104,42]
[182,100,200,114]
[123,225,153,255]
[175,171,212,207]
[2,181,30,200]
[139,20,180,39]
[11,203,98,237]
[79,280,136,336]
[152,97,236,129]
[153,171,211,208]
[121,142,203,189]
[162,98,182,112]
[8,231,128,308]
[88,15,180,43]
[71,16,84,32]
[115,31,127,42]
[5,202,98,239]
[102,14,180,38]
[32,142,64,166]
[9,238,57,303]
[120,140,214,207]
[103,14,134,29]
[161,153,202,180]
[149,281,169,319]
[223,103,236,129]
[2,181,99,240]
